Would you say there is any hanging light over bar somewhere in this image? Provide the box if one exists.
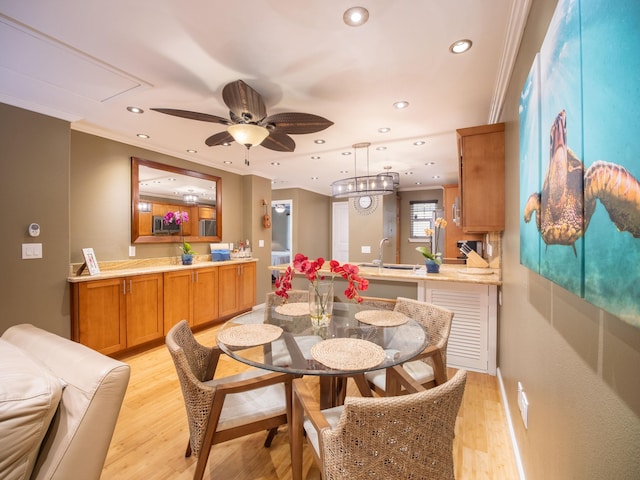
[330,142,398,198]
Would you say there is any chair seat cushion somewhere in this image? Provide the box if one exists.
[303,405,344,456]
[364,360,434,391]
[206,369,287,431]
[0,339,63,480]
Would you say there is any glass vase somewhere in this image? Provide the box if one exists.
[309,281,334,328]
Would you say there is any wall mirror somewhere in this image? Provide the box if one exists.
[131,157,222,244]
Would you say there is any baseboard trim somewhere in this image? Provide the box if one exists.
[496,367,526,480]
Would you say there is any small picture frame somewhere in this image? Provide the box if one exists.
[82,248,100,276]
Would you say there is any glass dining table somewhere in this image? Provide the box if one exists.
[215,301,429,408]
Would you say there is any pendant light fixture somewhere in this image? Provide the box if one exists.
[330,142,398,198]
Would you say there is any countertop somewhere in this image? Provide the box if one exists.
[68,257,258,283]
[269,263,502,286]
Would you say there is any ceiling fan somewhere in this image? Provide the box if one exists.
[152,80,333,163]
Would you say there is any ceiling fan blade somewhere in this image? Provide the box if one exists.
[263,112,334,135]
[205,131,234,146]
[261,132,296,152]
[151,108,230,125]
[222,80,267,123]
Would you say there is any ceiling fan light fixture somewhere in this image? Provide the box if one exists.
[227,123,269,147]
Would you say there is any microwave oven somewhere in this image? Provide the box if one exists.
[152,216,180,235]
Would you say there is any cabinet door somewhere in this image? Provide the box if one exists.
[457,123,505,232]
[125,274,164,347]
[218,264,239,318]
[443,184,484,259]
[237,263,256,311]
[73,278,126,355]
[163,270,194,332]
[193,267,219,326]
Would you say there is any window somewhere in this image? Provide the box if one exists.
[410,200,438,239]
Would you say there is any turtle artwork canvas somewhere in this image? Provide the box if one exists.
[520,0,640,326]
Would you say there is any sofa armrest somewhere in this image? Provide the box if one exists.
[2,324,130,480]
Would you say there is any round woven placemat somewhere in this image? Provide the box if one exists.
[275,302,310,317]
[310,338,385,371]
[217,324,283,347]
[355,310,409,326]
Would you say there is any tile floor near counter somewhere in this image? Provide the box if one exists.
[101,323,518,480]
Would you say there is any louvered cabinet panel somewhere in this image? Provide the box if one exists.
[424,281,497,374]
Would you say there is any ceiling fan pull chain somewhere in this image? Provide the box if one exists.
[244,147,250,166]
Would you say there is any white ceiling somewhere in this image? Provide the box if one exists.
[0,1,528,195]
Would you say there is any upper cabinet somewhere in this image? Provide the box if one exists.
[456,123,505,233]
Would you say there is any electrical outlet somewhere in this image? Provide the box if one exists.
[487,243,493,257]
[517,382,529,429]
[361,246,371,254]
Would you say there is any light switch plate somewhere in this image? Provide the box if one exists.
[259,239,264,247]
[129,246,136,256]
[22,243,43,259]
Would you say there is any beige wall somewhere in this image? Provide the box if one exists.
[273,188,331,260]
[500,0,640,477]
[70,131,245,263]
[0,103,71,337]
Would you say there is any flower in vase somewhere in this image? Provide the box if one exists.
[163,210,196,255]
[416,217,447,264]
[274,253,369,304]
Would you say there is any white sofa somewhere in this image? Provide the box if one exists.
[0,324,130,480]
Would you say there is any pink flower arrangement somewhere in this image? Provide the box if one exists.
[275,253,369,303]
[163,211,196,254]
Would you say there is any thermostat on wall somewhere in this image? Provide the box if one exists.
[28,223,40,237]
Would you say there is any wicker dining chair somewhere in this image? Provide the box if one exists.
[291,369,467,480]
[364,296,454,396]
[358,296,397,311]
[166,320,293,480]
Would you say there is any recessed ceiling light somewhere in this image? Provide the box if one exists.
[311,156,320,160]
[340,170,349,174]
[186,149,197,154]
[414,140,426,146]
[271,162,281,166]
[404,171,414,175]
[393,101,409,109]
[342,151,352,156]
[415,181,423,185]
[449,39,473,54]
[432,175,441,179]
[136,133,149,139]
[224,160,233,165]
[311,176,319,180]
[127,106,144,114]
[376,146,387,151]
[222,142,232,146]
[425,161,435,165]
[378,127,391,133]
[343,7,369,27]
[314,139,326,144]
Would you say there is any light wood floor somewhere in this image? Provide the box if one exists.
[101,325,519,480]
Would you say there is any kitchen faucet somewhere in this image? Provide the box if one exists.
[373,237,390,269]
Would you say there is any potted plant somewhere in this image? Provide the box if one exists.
[163,210,196,265]
[416,217,447,273]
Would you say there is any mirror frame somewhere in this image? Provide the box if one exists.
[131,157,222,244]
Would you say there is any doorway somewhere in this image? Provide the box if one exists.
[271,200,292,274]
[332,201,349,263]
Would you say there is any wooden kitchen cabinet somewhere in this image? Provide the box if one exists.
[72,273,163,355]
[443,184,484,259]
[72,278,126,356]
[192,266,219,326]
[218,262,256,318]
[456,123,505,232]
[164,266,219,332]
